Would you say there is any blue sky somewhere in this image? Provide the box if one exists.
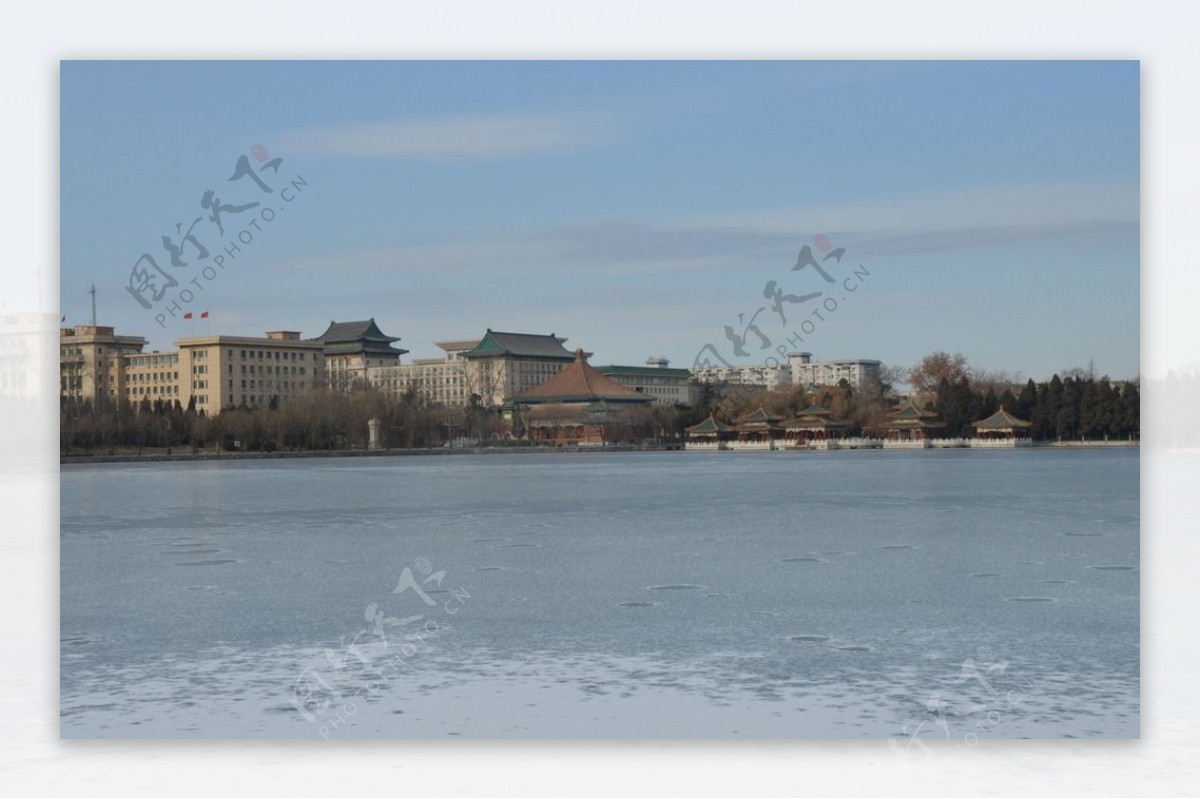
[60,61,1139,380]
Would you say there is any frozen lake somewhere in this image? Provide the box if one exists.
[60,448,1139,738]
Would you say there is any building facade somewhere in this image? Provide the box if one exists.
[60,325,325,413]
[60,325,147,404]
[122,350,181,406]
[788,352,882,392]
[177,331,326,412]
[691,363,791,391]
[593,357,695,406]
[369,339,477,406]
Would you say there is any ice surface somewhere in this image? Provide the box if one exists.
[60,448,1139,738]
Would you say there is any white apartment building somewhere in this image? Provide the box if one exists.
[691,362,792,391]
[788,352,882,392]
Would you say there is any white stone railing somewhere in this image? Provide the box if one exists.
[970,438,1032,448]
[685,441,726,450]
[727,440,776,451]
[839,437,883,449]
[782,439,839,450]
[929,438,969,448]
[883,438,929,449]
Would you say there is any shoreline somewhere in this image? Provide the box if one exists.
[60,439,1139,465]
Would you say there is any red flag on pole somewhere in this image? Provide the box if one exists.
[183,312,193,319]
[200,311,209,319]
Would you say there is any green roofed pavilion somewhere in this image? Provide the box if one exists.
[972,407,1033,441]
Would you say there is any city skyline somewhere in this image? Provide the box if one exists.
[61,61,1139,381]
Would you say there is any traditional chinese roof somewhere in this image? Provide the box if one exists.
[461,329,575,360]
[734,406,785,432]
[784,404,846,430]
[883,399,942,430]
[311,318,408,357]
[735,406,784,425]
[973,407,1032,430]
[512,349,654,405]
[686,414,735,435]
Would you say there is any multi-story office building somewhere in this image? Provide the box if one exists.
[123,350,182,405]
[176,331,325,411]
[691,363,792,391]
[370,339,477,406]
[62,325,325,412]
[788,352,882,392]
[60,325,147,404]
[593,357,695,406]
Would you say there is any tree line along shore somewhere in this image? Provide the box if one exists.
[60,361,1139,458]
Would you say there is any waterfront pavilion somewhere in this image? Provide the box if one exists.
[882,399,943,447]
[971,407,1033,447]
[732,406,784,447]
[684,414,735,449]
[783,403,847,447]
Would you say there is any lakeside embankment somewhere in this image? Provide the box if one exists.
[59,439,1137,465]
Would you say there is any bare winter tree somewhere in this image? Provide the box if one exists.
[908,351,971,394]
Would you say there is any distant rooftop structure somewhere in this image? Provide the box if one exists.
[311,318,408,358]
[461,329,574,360]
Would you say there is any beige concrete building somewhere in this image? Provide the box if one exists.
[370,332,579,408]
[123,350,182,405]
[60,325,147,404]
[175,331,325,411]
[59,322,592,416]
[369,339,476,406]
[61,325,325,412]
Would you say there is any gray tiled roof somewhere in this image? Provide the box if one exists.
[462,329,574,360]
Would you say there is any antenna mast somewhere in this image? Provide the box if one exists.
[89,282,97,326]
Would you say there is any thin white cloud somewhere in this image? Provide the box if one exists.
[688,180,1139,247]
[278,112,619,160]
[267,178,1138,284]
